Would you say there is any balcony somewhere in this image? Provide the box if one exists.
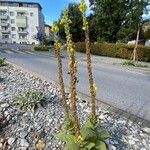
[0,15,8,19]
[0,22,9,26]
[16,16,27,27]
[0,29,10,34]
[18,30,28,34]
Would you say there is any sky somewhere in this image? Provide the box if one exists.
[12,0,89,25]
[3,0,150,25]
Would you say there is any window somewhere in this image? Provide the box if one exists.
[11,27,15,31]
[12,34,16,38]
[2,34,9,39]
[19,35,27,39]
[10,11,14,16]
[2,26,8,31]
[13,41,16,44]
[11,19,15,24]
[30,12,34,16]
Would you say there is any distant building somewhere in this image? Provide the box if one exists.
[44,24,54,42]
[0,0,45,44]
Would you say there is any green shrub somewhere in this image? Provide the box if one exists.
[0,58,6,66]
[75,42,150,62]
[34,45,53,51]
[14,91,45,110]
[122,60,148,67]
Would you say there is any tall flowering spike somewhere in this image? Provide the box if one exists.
[79,0,87,13]
[62,9,80,137]
[51,23,59,33]
[52,22,69,121]
[79,0,97,124]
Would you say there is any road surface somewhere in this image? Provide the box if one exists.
[0,49,150,121]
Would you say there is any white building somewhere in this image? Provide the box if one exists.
[0,1,45,44]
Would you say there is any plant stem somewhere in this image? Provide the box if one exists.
[53,30,69,120]
[83,14,96,121]
[64,14,80,137]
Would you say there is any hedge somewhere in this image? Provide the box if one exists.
[34,45,53,51]
[74,42,150,62]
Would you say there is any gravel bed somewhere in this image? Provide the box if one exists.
[0,65,150,150]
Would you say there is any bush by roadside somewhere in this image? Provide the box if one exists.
[34,45,53,51]
[75,42,150,62]
[0,58,6,67]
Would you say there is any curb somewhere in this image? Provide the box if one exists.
[6,60,150,128]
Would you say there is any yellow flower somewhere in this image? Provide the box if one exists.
[93,84,98,93]
[82,27,86,31]
[56,42,62,49]
[69,47,74,54]
[60,18,65,25]
[51,24,59,32]
[79,0,87,13]
[76,135,83,143]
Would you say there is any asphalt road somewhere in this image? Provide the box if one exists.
[0,49,150,121]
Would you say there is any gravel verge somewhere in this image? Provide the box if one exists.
[0,65,150,150]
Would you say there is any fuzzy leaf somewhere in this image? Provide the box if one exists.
[95,141,107,150]
[97,130,110,141]
[81,127,97,142]
[57,132,79,150]
[84,120,95,129]
[84,142,95,150]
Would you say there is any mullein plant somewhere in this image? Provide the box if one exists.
[54,1,110,149]
[51,23,71,127]
[79,0,97,125]
[60,9,80,138]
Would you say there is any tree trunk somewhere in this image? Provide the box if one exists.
[133,27,140,63]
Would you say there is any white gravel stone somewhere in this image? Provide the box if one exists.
[19,131,28,139]
[141,127,150,134]
[0,65,150,150]
[20,139,29,147]
[8,137,16,145]
[1,103,9,108]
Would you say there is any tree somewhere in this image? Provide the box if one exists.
[89,0,149,43]
[58,3,84,42]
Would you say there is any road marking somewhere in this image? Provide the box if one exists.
[24,51,34,55]
[4,50,14,54]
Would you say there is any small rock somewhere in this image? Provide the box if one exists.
[19,131,28,139]
[20,139,29,147]
[36,140,46,149]
[109,145,116,150]
[1,103,9,108]
[0,142,2,148]
[141,127,150,134]
[129,139,135,145]
[8,137,16,145]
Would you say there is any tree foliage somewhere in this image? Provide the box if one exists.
[58,3,84,42]
[89,0,149,43]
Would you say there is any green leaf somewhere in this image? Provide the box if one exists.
[84,142,95,150]
[96,130,110,141]
[81,127,97,142]
[57,132,79,150]
[95,141,107,150]
[84,120,95,129]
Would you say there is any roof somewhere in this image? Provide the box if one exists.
[0,0,42,9]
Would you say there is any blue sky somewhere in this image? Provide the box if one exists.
[19,0,84,25]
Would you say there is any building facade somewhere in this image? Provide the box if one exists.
[0,1,45,44]
[44,24,54,42]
